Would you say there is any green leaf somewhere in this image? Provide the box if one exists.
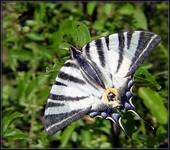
[36,132,51,148]
[3,128,28,140]
[138,87,167,124]
[71,131,78,142]
[51,31,63,50]
[134,67,161,90]
[59,42,71,50]
[16,72,31,103]
[39,3,46,22]
[3,111,24,134]
[3,85,15,103]
[60,19,73,34]
[156,125,167,135]
[133,6,148,30]
[93,20,104,30]
[103,4,112,16]
[60,123,76,148]
[100,142,111,148]
[22,26,30,33]
[10,49,33,61]
[24,42,38,51]
[25,20,38,27]
[60,20,91,47]
[26,33,45,41]
[87,2,96,16]
[33,4,46,28]
[118,4,135,15]
[37,45,54,59]
[72,22,91,47]
[81,130,91,147]
[25,75,48,101]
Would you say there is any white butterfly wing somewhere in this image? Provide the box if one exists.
[82,31,161,90]
[44,31,161,135]
[44,59,102,135]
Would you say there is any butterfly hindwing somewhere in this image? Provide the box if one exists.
[44,60,101,135]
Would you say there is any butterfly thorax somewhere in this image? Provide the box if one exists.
[70,46,122,109]
[102,87,121,108]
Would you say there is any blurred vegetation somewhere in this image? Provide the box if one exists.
[2,1,168,148]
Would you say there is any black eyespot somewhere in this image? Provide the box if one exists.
[107,92,115,102]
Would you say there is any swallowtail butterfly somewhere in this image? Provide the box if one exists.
[44,31,161,135]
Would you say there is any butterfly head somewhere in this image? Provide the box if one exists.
[102,87,122,108]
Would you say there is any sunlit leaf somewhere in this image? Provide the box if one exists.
[51,31,63,50]
[3,128,28,140]
[87,2,96,16]
[118,3,135,15]
[138,87,167,124]
[3,111,24,134]
[10,49,33,61]
[134,67,161,90]
[60,19,73,34]
[93,20,104,30]
[60,123,77,148]
[81,130,91,147]
[133,6,148,30]
[103,4,112,16]
[72,22,91,47]
[25,75,48,101]
[26,33,45,41]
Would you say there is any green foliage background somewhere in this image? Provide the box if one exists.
[2,1,168,148]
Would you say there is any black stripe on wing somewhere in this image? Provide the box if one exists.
[44,110,80,133]
[46,102,65,108]
[64,61,79,69]
[127,31,133,49]
[133,31,154,60]
[45,110,80,127]
[84,43,91,59]
[116,32,125,72]
[81,71,100,91]
[95,39,105,67]
[54,81,67,86]
[44,106,91,135]
[48,93,89,101]
[58,71,85,84]
[105,36,110,50]
[126,32,161,76]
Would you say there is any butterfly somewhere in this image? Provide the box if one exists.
[43,31,161,136]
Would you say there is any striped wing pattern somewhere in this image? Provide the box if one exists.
[82,31,161,90]
[44,31,161,135]
[44,60,103,135]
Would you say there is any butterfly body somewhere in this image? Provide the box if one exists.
[44,31,161,135]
